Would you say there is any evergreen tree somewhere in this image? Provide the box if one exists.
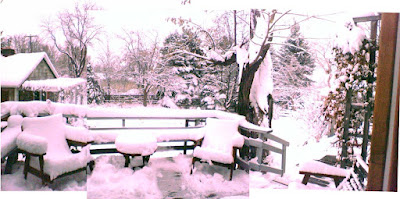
[273,23,316,108]
[87,64,105,104]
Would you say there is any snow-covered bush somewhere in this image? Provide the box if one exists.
[323,23,377,164]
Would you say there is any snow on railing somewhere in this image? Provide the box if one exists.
[237,120,289,176]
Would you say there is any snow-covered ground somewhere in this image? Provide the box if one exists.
[0,109,368,198]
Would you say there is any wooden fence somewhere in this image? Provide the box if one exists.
[104,94,159,104]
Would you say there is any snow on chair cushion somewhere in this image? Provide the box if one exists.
[1,115,23,158]
[115,133,157,156]
[193,118,244,164]
[16,133,48,155]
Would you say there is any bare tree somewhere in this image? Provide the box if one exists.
[42,1,102,78]
[120,30,172,106]
[96,38,120,96]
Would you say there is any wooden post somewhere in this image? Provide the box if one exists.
[341,88,352,168]
[184,119,189,155]
[281,145,286,176]
[366,13,398,191]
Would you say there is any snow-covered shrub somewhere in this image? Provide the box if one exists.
[323,23,377,164]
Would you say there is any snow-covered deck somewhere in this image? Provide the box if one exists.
[1,101,360,198]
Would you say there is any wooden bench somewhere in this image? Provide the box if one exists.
[300,155,369,189]
[299,160,350,187]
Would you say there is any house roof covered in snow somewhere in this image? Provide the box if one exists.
[0,52,60,88]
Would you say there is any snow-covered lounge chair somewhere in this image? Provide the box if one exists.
[1,115,23,174]
[190,118,244,181]
[16,114,94,184]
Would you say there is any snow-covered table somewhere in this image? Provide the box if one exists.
[115,133,158,168]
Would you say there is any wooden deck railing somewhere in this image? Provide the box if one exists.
[236,123,290,176]
[85,116,207,155]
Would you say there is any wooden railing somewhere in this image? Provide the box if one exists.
[85,116,207,155]
[236,123,290,176]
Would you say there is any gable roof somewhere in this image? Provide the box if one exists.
[0,52,60,88]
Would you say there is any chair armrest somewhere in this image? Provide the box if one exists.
[65,125,94,144]
[232,133,245,148]
[193,138,204,148]
[16,133,47,155]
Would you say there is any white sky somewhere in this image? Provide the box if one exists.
[0,0,397,64]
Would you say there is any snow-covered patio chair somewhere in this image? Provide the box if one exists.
[16,114,94,184]
[1,115,23,174]
[190,118,244,181]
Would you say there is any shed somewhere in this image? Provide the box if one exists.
[0,52,86,104]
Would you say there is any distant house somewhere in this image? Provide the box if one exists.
[0,50,86,104]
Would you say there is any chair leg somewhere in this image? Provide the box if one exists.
[24,154,31,179]
[88,160,95,172]
[302,174,311,185]
[4,151,18,174]
[143,155,150,166]
[190,157,196,175]
[229,163,234,181]
[39,155,45,185]
[124,154,130,167]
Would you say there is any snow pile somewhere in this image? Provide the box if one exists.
[16,133,48,155]
[115,133,158,156]
[1,115,23,158]
[193,118,244,164]
[335,23,367,54]
[87,156,163,199]
[160,96,179,109]
[20,114,93,180]
[22,78,86,92]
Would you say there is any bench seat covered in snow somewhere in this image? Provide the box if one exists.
[299,160,350,187]
[300,155,369,190]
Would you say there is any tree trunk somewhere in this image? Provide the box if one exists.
[237,58,264,124]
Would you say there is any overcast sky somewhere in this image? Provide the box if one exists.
[0,0,396,63]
